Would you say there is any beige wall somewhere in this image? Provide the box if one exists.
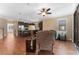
[43,18,57,30]
[13,20,18,36]
[66,15,73,41]
[43,15,73,41]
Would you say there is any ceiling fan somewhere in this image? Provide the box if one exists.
[38,8,52,16]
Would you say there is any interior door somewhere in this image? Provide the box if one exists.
[77,12,79,46]
[74,4,79,47]
[74,11,78,44]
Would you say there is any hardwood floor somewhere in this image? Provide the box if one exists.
[53,40,78,55]
[0,33,78,55]
[0,33,26,55]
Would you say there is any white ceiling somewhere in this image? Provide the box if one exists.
[0,3,78,23]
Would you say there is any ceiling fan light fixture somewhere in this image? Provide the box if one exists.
[38,7,51,16]
[42,12,46,16]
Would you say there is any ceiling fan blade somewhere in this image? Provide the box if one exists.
[47,12,52,14]
[46,8,50,11]
[41,8,45,12]
[43,8,45,11]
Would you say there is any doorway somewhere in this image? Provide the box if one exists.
[7,23,14,37]
[7,23,14,33]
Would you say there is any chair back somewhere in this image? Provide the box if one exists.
[36,31,55,51]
